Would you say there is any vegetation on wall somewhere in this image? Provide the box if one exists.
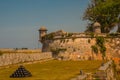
[91,45,98,54]
[97,36,106,59]
[91,36,106,60]
[90,32,95,38]
[96,36,105,47]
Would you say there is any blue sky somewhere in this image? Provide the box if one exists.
[0,0,89,49]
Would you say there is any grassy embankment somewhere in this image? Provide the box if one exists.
[0,60,103,80]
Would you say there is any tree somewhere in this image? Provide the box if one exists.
[83,0,120,33]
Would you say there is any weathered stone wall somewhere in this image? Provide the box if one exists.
[42,37,98,60]
[42,35,120,61]
[54,38,93,59]
[107,38,120,54]
[0,52,52,66]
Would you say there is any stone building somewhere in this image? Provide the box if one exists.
[38,23,120,61]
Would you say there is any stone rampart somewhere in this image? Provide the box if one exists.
[42,34,120,61]
[0,52,52,66]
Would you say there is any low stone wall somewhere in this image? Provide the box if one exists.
[0,52,52,66]
[0,49,41,53]
[70,60,116,80]
[96,60,116,80]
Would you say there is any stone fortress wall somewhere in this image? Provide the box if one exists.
[39,25,120,61]
[43,34,119,60]
[0,49,52,66]
[45,36,94,60]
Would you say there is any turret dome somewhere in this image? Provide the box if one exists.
[39,26,47,31]
[93,22,101,27]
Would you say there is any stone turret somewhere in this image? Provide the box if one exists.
[38,26,47,41]
[93,22,101,33]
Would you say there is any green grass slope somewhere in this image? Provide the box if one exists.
[0,60,102,80]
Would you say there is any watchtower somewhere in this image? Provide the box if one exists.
[38,26,47,41]
[93,22,101,33]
